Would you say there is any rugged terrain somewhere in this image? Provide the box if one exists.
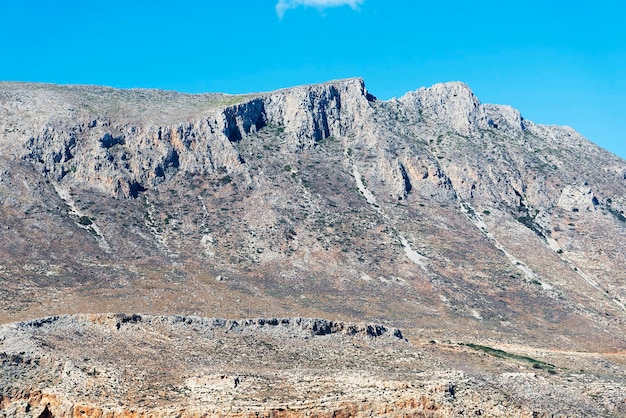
[0,78,625,416]
[1,314,625,417]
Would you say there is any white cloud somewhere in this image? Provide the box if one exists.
[276,0,364,19]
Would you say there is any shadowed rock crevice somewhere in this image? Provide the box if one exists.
[399,163,413,197]
[154,148,180,181]
[37,405,53,418]
[99,133,125,149]
[223,98,267,142]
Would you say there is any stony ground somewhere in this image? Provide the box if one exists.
[1,314,625,417]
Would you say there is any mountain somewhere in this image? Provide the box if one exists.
[0,79,625,417]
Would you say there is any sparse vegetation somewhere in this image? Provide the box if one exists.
[607,206,626,223]
[516,210,544,238]
[218,175,232,186]
[460,343,556,372]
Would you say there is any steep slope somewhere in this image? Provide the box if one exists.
[0,78,625,355]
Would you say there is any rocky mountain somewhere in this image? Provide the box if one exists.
[1,78,625,416]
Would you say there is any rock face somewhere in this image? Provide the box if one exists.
[557,184,599,212]
[1,78,626,415]
[399,81,489,135]
[2,79,370,198]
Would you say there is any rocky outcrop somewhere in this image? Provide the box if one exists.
[557,184,599,212]
[482,104,525,133]
[12,79,374,198]
[263,78,374,145]
[398,82,527,136]
[15,313,405,340]
[399,82,488,135]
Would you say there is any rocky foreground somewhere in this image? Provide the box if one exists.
[1,314,625,417]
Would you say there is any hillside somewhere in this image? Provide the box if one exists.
[1,79,625,416]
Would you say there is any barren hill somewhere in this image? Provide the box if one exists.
[0,79,625,416]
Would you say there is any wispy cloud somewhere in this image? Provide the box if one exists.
[276,0,364,19]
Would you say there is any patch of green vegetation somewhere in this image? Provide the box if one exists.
[516,210,544,238]
[263,124,285,136]
[460,343,556,372]
[607,206,626,223]
[218,175,232,186]
[462,204,475,216]
[78,215,93,226]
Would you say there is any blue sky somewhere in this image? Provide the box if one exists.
[1,0,624,158]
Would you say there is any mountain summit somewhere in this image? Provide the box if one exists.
[1,79,625,416]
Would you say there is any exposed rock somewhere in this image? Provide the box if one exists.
[399,82,488,135]
[8,79,373,199]
[482,103,525,133]
[557,185,599,212]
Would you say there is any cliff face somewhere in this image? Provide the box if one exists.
[5,79,370,198]
[0,78,625,415]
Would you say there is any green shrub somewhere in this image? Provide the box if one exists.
[461,343,555,372]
